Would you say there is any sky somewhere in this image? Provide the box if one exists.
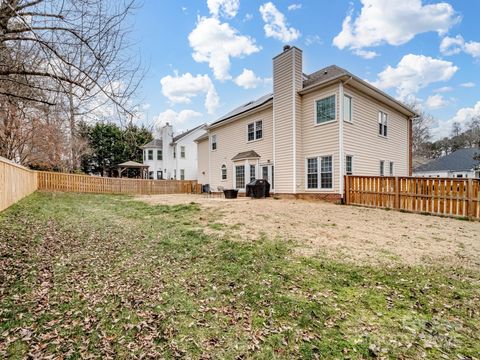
[131,0,480,139]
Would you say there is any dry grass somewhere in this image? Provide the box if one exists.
[137,194,480,269]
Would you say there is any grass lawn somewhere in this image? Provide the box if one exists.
[0,192,479,359]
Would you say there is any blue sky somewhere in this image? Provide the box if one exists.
[132,0,480,139]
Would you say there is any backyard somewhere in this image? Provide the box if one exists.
[1,192,479,358]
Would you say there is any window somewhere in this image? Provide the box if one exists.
[157,171,163,180]
[180,146,185,159]
[174,169,176,179]
[316,95,336,124]
[148,171,153,179]
[380,160,385,176]
[180,169,185,180]
[250,164,256,183]
[143,150,146,161]
[307,158,318,189]
[262,166,268,180]
[320,156,333,189]
[389,161,394,176]
[157,149,162,161]
[221,164,227,180]
[211,134,217,150]
[148,150,153,160]
[378,111,388,137]
[235,165,245,188]
[344,95,352,122]
[346,155,353,175]
[173,146,176,159]
[247,120,263,141]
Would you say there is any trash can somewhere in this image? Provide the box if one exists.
[223,189,239,199]
[246,179,270,198]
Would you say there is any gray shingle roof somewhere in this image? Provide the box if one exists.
[414,148,480,172]
[172,124,206,143]
[140,139,162,149]
[303,65,349,88]
[231,150,260,161]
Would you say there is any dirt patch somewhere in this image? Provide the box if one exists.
[136,194,480,268]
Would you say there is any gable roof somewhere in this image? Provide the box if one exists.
[140,139,162,149]
[172,123,206,143]
[414,148,480,172]
[194,132,209,143]
[303,65,348,88]
[231,150,260,161]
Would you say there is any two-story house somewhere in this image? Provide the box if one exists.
[142,123,206,180]
[196,45,416,200]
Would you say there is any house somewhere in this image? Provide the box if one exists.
[413,148,480,178]
[196,45,417,200]
[142,123,206,180]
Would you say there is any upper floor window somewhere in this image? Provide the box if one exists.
[211,134,217,151]
[346,155,353,175]
[180,146,186,158]
[221,164,227,180]
[378,111,388,137]
[343,95,352,122]
[157,149,162,161]
[316,95,336,124]
[247,120,263,141]
[148,150,153,160]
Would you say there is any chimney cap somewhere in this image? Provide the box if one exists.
[283,45,291,51]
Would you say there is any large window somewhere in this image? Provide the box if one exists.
[344,95,352,122]
[247,120,263,141]
[221,164,227,180]
[148,150,153,160]
[378,111,388,137]
[235,165,245,188]
[316,95,336,124]
[180,146,185,158]
[211,134,217,150]
[157,149,162,161]
[307,156,333,189]
[250,164,256,183]
[346,155,353,175]
[380,160,385,176]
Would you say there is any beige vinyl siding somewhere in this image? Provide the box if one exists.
[294,49,303,192]
[300,83,340,193]
[343,84,409,177]
[197,139,209,185]
[207,107,273,190]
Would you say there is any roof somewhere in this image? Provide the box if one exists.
[414,148,480,172]
[303,65,348,88]
[172,123,206,143]
[117,161,149,168]
[194,132,209,142]
[210,93,273,127]
[140,139,162,149]
[231,150,260,161]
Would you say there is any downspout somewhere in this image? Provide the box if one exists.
[339,76,353,199]
[292,48,297,194]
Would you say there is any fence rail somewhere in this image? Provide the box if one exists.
[345,175,480,219]
[0,157,38,212]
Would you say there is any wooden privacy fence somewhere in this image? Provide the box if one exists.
[345,175,480,219]
[0,157,38,212]
[37,171,199,195]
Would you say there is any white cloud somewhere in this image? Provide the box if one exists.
[333,0,459,56]
[460,82,475,88]
[372,54,458,100]
[433,86,453,93]
[188,16,260,81]
[433,101,480,138]
[259,2,300,42]
[160,72,219,114]
[207,0,240,18]
[425,94,448,109]
[243,13,253,22]
[233,68,264,89]
[154,109,202,128]
[304,34,322,46]
[287,3,302,11]
[440,35,480,59]
[354,49,378,59]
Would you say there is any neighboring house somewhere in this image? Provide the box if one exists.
[142,123,206,180]
[413,148,480,178]
[196,45,416,200]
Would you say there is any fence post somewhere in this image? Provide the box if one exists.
[394,177,399,210]
[467,178,473,218]
[344,175,349,204]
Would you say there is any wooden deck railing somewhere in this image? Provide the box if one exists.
[0,157,38,212]
[345,175,480,219]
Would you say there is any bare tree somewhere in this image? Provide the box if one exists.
[405,101,433,157]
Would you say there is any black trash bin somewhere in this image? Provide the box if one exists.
[246,179,270,198]
[223,189,239,199]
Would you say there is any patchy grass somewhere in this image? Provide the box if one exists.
[1,192,479,359]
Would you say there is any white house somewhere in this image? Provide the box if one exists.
[413,148,480,179]
[141,123,207,180]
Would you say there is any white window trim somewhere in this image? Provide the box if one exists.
[246,120,263,143]
[345,154,354,175]
[343,93,353,123]
[313,92,337,127]
[378,110,388,138]
[210,134,217,151]
[304,154,335,191]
